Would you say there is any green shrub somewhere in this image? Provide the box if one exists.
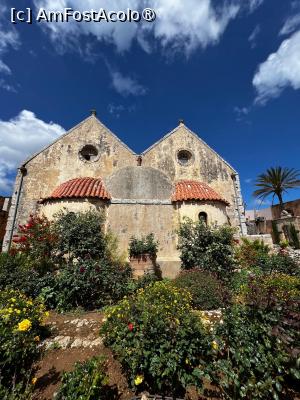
[55,356,110,400]
[173,269,229,310]
[177,218,236,280]
[53,261,132,312]
[238,273,300,308]
[101,281,209,396]
[11,214,56,273]
[234,273,299,376]
[53,210,107,262]
[202,305,297,400]
[129,233,158,258]
[0,382,33,400]
[256,252,299,276]
[0,290,47,389]
[235,237,270,269]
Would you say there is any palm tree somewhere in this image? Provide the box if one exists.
[253,167,300,211]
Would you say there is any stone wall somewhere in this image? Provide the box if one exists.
[0,197,11,249]
[2,116,247,270]
[40,198,107,220]
[272,199,300,219]
[142,122,246,233]
[177,201,228,226]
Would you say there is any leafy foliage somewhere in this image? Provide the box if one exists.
[256,252,299,276]
[52,261,132,312]
[52,210,107,262]
[177,218,236,279]
[11,214,56,273]
[202,305,296,400]
[235,237,270,269]
[173,269,230,310]
[101,281,209,396]
[253,166,300,210]
[55,356,111,400]
[129,233,158,258]
[0,290,47,389]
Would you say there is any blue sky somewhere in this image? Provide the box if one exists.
[0,0,300,209]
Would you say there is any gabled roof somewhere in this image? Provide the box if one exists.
[20,115,136,167]
[41,177,111,202]
[141,122,237,173]
[172,180,229,205]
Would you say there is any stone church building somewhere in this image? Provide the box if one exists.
[3,111,246,277]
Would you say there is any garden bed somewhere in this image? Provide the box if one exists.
[32,311,134,400]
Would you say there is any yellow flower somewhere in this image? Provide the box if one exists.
[17,319,32,331]
[15,309,21,314]
[34,336,40,342]
[134,375,144,386]
[31,377,37,385]
[11,298,16,302]
[211,340,218,350]
[44,311,49,318]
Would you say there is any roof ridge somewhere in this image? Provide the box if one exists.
[142,123,237,173]
[20,115,137,168]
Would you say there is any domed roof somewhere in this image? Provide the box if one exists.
[42,177,111,202]
[171,180,229,205]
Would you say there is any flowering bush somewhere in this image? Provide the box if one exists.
[0,290,48,389]
[11,214,56,273]
[53,261,133,311]
[177,218,236,280]
[55,356,110,399]
[101,281,210,396]
[173,269,230,310]
[236,273,300,308]
[235,237,270,269]
[201,304,299,399]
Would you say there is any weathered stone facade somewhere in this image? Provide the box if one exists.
[0,196,11,249]
[2,114,246,277]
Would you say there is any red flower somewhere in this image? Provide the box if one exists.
[128,323,134,331]
[79,267,85,273]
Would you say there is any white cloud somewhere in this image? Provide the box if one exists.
[110,70,147,96]
[0,110,65,193]
[32,0,262,56]
[248,25,260,48]
[0,78,16,92]
[0,4,20,90]
[234,106,251,121]
[280,13,300,36]
[248,0,264,13]
[253,30,300,104]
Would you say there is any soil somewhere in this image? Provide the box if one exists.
[32,311,134,400]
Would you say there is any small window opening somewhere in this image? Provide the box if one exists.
[177,149,193,166]
[199,212,208,225]
[79,145,98,162]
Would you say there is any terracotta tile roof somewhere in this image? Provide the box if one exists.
[42,177,111,202]
[172,180,229,205]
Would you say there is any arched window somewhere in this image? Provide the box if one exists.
[198,211,208,225]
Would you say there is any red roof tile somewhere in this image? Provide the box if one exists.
[172,180,229,205]
[42,177,111,202]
